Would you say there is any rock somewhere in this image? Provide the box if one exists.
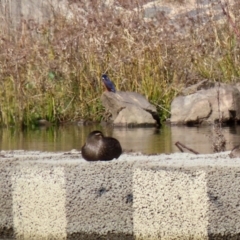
[36,119,51,127]
[181,79,216,96]
[101,91,160,127]
[229,145,240,158]
[3,0,235,37]
[170,82,240,125]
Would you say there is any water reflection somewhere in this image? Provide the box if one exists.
[0,124,239,154]
[171,125,240,154]
[113,127,172,154]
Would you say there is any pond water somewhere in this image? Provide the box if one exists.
[1,124,240,154]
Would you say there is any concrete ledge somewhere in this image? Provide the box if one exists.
[0,150,240,239]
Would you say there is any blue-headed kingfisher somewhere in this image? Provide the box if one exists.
[102,74,116,93]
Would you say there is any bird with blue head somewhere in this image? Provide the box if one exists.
[102,74,116,93]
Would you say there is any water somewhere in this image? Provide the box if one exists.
[0,124,240,154]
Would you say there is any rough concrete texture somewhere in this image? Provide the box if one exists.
[0,150,240,239]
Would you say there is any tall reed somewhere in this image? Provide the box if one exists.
[0,0,239,127]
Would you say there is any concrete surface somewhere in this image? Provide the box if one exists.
[0,150,240,239]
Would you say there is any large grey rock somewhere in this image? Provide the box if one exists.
[170,82,240,125]
[101,91,159,127]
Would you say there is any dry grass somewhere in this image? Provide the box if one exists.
[0,0,239,127]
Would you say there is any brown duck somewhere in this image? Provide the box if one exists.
[81,130,122,161]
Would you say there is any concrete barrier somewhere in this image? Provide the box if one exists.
[0,150,240,239]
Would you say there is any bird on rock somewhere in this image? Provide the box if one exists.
[101,74,116,93]
[81,130,122,161]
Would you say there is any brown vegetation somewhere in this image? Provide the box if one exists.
[0,0,239,128]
